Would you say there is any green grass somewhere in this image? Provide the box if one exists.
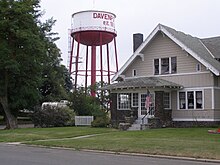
[0,127,220,159]
[0,127,116,142]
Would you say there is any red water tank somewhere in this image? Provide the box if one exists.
[69,10,118,97]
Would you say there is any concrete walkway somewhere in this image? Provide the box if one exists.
[6,133,105,145]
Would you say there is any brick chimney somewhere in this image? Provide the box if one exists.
[133,33,143,52]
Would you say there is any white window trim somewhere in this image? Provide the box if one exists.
[153,59,160,75]
[177,89,204,110]
[153,57,176,75]
[164,92,171,109]
[117,93,131,110]
[159,58,161,75]
[132,69,137,77]
[169,57,172,74]
[131,93,139,107]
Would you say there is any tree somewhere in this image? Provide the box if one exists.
[70,88,98,116]
[87,81,111,112]
[38,18,72,103]
[0,0,47,129]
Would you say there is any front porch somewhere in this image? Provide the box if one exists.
[111,91,173,130]
[105,77,182,130]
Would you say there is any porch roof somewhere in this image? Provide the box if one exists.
[103,77,183,90]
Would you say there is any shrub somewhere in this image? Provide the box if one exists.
[91,116,110,128]
[31,106,75,127]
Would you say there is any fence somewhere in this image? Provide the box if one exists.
[75,116,94,126]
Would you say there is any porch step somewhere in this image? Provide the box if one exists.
[134,118,142,124]
[127,123,141,131]
[134,117,148,124]
[128,117,148,131]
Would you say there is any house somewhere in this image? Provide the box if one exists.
[105,24,220,128]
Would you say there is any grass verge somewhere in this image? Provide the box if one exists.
[0,127,116,142]
[0,127,220,159]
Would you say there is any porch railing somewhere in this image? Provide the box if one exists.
[141,107,154,125]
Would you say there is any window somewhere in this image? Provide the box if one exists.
[154,59,159,75]
[164,92,171,109]
[161,58,169,74]
[154,57,177,75]
[196,91,203,109]
[132,69,137,76]
[178,91,203,110]
[132,93,138,107]
[187,91,194,109]
[118,93,131,110]
[196,63,201,72]
[179,92,186,109]
[171,57,177,73]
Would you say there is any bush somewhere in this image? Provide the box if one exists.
[71,91,101,116]
[31,106,75,127]
[91,116,110,128]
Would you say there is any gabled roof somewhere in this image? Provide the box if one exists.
[202,37,220,59]
[112,24,220,81]
[104,77,182,90]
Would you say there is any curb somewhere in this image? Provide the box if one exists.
[5,142,220,164]
[80,149,220,164]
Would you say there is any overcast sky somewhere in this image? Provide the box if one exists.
[40,0,220,69]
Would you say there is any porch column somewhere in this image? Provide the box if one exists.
[110,93,118,125]
[155,91,165,121]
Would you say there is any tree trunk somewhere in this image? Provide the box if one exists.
[0,70,18,129]
[0,96,18,129]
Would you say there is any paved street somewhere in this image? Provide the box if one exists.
[0,143,218,165]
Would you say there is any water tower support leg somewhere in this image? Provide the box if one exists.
[69,39,74,73]
[74,38,80,91]
[91,46,96,97]
[100,33,104,102]
[106,44,110,84]
[100,33,103,87]
[114,37,119,72]
[85,46,89,94]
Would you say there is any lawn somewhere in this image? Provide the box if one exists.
[0,127,220,160]
[0,127,116,142]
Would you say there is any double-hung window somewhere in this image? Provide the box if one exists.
[178,91,203,110]
[161,58,169,74]
[117,93,131,110]
[154,57,177,75]
[154,59,159,75]
[132,93,138,107]
[164,92,171,109]
[196,91,203,109]
[171,57,177,73]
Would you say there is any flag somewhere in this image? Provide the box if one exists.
[145,90,151,109]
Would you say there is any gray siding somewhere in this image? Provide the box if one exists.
[171,91,177,110]
[117,32,220,122]
[172,87,213,120]
[123,32,208,75]
[162,73,214,88]
[172,109,215,121]
[214,110,220,120]
[214,88,220,109]
[204,89,212,109]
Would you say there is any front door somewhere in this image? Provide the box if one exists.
[139,93,155,118]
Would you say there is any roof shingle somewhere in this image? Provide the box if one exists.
[104,77,182,90]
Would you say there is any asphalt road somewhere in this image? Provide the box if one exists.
[0,143,218,165]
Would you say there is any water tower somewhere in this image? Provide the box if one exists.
[68,10,118,97]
